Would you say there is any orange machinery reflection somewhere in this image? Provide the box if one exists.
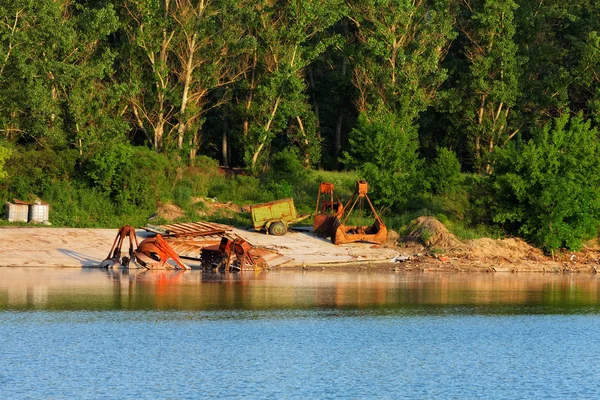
[1,268,600,310]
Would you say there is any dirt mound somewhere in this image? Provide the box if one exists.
[402,217,547,263]
[157,198,250,222]
[193,197,250,217]
[157,203,185,221]
[404,216,463,250]
[460,237,546,262]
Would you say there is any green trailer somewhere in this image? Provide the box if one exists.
[250,198,311,236]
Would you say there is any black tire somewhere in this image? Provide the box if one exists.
[269,221,287,236]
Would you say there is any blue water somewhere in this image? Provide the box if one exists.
[1,269,599,399]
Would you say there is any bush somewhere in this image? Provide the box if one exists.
[343,105,423,211]
[265,147,308,185]
[3,148,78,201]
[173,180,194,208]
[427,147,463,196]
[491,113,600,252]
[43,181,121,227]
[0,143,12,182]
[84,145,174,215]
[208,174,270,204]
[85,143,133,193]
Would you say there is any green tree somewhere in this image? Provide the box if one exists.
[0,143,12,181]
[492,113,600,252]
[342,0,454,211]
[121,0,250,157]
[348,0,455,123]
[515,0,600,126]
[448,0,521,173]
[0,0,124,156]
[235,0,346,171]
[307,19,355,170]
[427,146,462,196]
[343,105,422,211]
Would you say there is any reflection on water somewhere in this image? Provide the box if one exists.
[1,267,599,312]
[1,268,600,399]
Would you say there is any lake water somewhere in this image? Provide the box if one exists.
[1,268,599,399]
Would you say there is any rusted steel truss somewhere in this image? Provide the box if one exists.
[143,221,287,269]
[200,236,267,271]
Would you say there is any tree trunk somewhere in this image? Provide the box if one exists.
[334,52,348,170]
[296,116,310,166]
[334,113,343,169]
[251,95,281,170]
[155,112,165,151]
[221,130,229,167]
[308,67,320,130]
[177,33,196,150]
[189,130,198,160]
[243,52,257,137]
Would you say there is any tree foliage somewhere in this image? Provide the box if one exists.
[344,105,422,211]
[1,0,600,250]
[492,113,600,251]
[0,0,124,154]
[448,0,521,172]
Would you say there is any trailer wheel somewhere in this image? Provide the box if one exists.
[269,221,287,236]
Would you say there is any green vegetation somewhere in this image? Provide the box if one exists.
[0,0,599,253]
[491,113,600,251]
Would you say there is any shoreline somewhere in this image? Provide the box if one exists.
[0,226,595,274]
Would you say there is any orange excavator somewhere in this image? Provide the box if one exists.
[101,225,189,270]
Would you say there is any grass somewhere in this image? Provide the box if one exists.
[1,150,499,244]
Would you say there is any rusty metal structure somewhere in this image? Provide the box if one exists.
[331,180,387,245]
[143,221,233,237]
[101,225,139,268]
[135,234,190,270]
[313,182,344,236]
[200,236,266,271]
[250,198,311,236]
[101,225,189,269]
[142,221,289,268]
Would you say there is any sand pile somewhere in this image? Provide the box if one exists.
[193,197,250,217]
[461,237,546,262]
[402,216,547,263]
[157,203,185,220]
[404,216,463,249]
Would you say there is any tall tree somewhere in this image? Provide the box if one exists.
[307,19,356,169]
[121,0,248,157]
[343,0,454,208]
[348,0,455,119]
[234,0,346,171]
[492,112,600,252]
[515,0,600,126]
[0,0,123,156]
[449,0,521,173]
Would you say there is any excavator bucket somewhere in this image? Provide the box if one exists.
[313,182,344,236]
[331,217,388,245]
[135,234,190,270]
[102,227,189,269]
[100,225,139,268]
[331,180,388,245]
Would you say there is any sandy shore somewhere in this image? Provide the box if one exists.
[0,226,596,273]
[0,226,398,269]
